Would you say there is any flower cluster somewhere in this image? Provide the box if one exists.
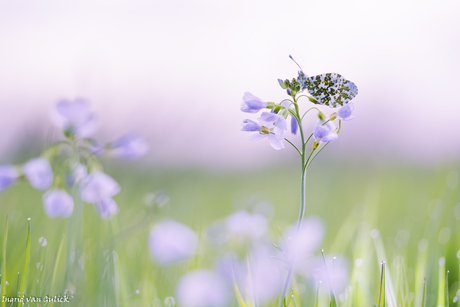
[0,99,149,220]
[240,60,357,151]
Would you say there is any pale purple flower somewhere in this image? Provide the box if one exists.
[240,92,267,113]
[336,102,354,121]
[283,216,325,263]
[23,158,53,190]
[176,270,229,307]
[80,172,120,204]
[0,165,18,192]
[110,133,149,160]
[94,198,119,220]
[291,116,298,135]
[55,99,98,137]
[232,250,283,305]
[225,210,268,239]
[299,255,350,294]
[149,219,198,264]
[313,122,338,143]
[42,189,74,218]
[241,112,287,150]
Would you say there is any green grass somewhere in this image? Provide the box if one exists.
[0,158,459,306]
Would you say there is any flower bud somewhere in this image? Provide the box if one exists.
[312,141,320,150]
[278,79,288,89]
[286,88,292,96]
[318,112,326,121]
[308,97,318,104]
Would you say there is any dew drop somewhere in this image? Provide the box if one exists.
[370,229,380,239]
[135,290,140,294]
[38,237,47,247]
[418,239,428,252]
[438,257,446,266]
[354,258,363,267]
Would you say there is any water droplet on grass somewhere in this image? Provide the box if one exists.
[370,229,380,239]
[418,239,428,252]
[38,237,47,246]
[438,257,446,266]
[354,258,363,267]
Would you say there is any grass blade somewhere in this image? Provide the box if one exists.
[378,261,385,307]
[421,277,426,307]
[49,233,65,307]
[1,214,9,307]
[17,218,31,307]
[321,249,339,307]
[445,270,449,307]
[437,257,446,307]
[315,281,321,307]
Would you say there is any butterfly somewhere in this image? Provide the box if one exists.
[289,56,358,108]
[297,71,358,108]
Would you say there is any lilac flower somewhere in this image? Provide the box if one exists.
[55,99,98,137]
[225,210,268,239]
[80,172,120,204]
[176,270,229,307]
[299,255,350,294]
[241,112,287,150]
[240,92,267,113]
[42,189,74,218]
[23,158,53,190]
[283,217,325,264]
[313,122,338,144]
[0,165,18,192]
[336,102,354,121]
[110,133,149,160]
[290,116,298,135]
[149,219,198,264]
[94,198,119,220]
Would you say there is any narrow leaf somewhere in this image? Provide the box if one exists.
[17,218,31,307]
[1,214,9,307]
[378,261,385,307]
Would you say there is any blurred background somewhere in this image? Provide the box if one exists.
[0,0,459,305]
[0,0,459,168]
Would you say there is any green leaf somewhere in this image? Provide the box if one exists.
[378,261,385,307]
[445,270,449,307]
[50,233,66,306]
[1,214,9,307]
[321,250,339,307]
[421,277,426,307]
[17,218,31,307]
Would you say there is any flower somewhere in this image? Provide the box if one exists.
[290,116,298,135]
[240,92,267,113]
[42,189,74,218]
[23,158,53,190]
[225,210,268,239]
[312,121,338,145]
[80,172,120,204]
[94,198,119,220]
[110,133,149,160]
[241,112,287,150]
[55,99,98,137]
[176,270,229,307]
[283,217,325,263]
[0,165,18,192]
[336,102,354,121]
[148,219,198,264]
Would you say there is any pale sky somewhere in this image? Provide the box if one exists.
[0,0,459,168]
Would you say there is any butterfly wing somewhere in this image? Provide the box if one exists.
[301,73,358,108]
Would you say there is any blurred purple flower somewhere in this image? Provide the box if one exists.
[242,112,287,150]
[291,116,298,135]
[55,99,98,137]
[80,172,120,204]
[336,102,354,121]
[66,164,87,188]
[225,210,268,239]
[94,198,119,220]
[110,133,149,160]
[240,92,267,113]
[42,189,74,218]
[313,122,338,143]
[299,255,350,294]
[0,165,18,192]
[23,158,53,190]
[176,270,229,307]
[149,219,198,264]
[283,216,325,263]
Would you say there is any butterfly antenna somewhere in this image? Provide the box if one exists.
[289,55,303,71]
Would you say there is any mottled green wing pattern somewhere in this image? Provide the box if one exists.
[299,73,358,108]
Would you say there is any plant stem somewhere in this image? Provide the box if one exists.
[279,97,309,307]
